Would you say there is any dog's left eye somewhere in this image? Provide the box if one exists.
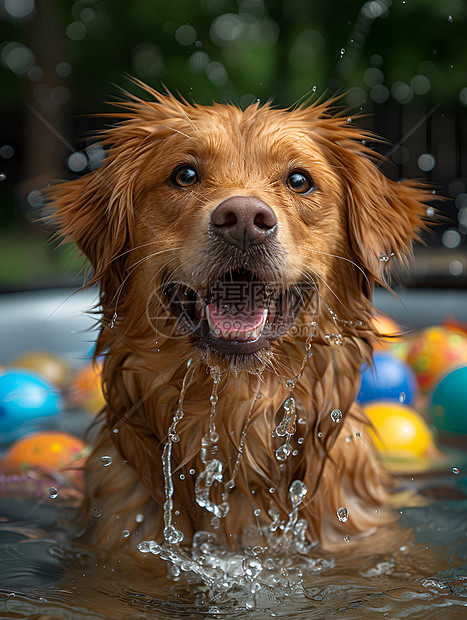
[171,166,199,187]
[287,172,315,194]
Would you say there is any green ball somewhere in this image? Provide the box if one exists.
[430,365,467,434]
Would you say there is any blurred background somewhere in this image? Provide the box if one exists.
[0,0,466,291]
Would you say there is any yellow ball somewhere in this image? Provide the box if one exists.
[363,401,433,458]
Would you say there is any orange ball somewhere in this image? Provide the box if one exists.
[373,314,408,359]
[0,431,88,480]
[406,326,467,391]
[69,360,105,413]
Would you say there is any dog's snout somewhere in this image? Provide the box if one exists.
[211,196,277,251]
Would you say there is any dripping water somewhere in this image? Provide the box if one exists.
[161,358,194,544]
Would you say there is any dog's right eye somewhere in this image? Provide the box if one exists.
[171,166,199,187]
[287,171,315,194]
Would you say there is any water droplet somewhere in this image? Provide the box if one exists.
[269,487,276,494]
[379,253,389,262]
[337,506,349,522]
[453,467,460,475]
[164,524,184,544]
[347,117,352,123]
[179,473,185,480]
[135,513,144,523]
[112,428,119,434]
[345,435,352,443]
[242,557,263,578]
[48,487,58,499]
[289,480,308,508]
[122,529,130,538]
[283,396,295,411]
[253,508,261,517]
[297,437,304,444]
[285,379,295,389]
[330,408,342,423]
[344,535,350,543]
[210,394,218,405]
[189,468,196,475]
[448,14,453,22]
[356,432,361,437]
[340,48,345,57]
[0,173,6,182]
[92,506,102,518]
[317,431,323,438]
[224,479,235,491]
[324,333,343,346]
[109,312,117,328]
[399,392,406,403]
[100,455,112,467]
[275,442,291,461]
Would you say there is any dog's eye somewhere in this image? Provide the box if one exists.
[287,172,314,194]
[171,166,199,188]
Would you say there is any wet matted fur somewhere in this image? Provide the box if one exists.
[49,84,429,555]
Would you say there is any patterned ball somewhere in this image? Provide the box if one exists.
[406,326,467,391]
[0,431,88,480]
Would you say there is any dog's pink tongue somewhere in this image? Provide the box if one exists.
[206,303,267,341]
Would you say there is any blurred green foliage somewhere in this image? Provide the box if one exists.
[0,0,466,287]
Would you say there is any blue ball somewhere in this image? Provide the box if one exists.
[0,369,61,432]
[357,351,418,405]
[430,365,467,434]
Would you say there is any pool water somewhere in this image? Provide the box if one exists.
[0,464,466,619]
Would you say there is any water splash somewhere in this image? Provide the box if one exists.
[161,359,193,544]
[194,366,230,519]
[275,321,317,461]
[275,396,297,462]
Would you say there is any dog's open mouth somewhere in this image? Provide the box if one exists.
[165,269,309,355]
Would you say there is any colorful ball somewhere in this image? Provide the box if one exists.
[0,369,61,431]
[10,350,71,389]
[0,431,88,482]
[68,360,105,414]
[363,400,434,457]
[429,365,467,435]
[357,351,418,405]
[406,326,467,391]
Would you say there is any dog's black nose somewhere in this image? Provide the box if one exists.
[211,196,277,251]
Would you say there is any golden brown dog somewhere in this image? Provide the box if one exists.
[50,84,429,555]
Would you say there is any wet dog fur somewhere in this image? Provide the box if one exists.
[50,84,429,556]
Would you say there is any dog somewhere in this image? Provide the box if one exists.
[49,83,429,556]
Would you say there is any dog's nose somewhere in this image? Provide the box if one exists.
[211,196,277,251]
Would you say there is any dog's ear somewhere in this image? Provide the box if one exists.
[48,161,135,283]
[340,150,429,288]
